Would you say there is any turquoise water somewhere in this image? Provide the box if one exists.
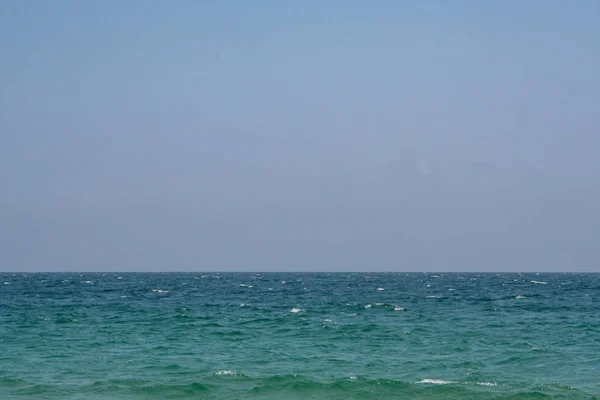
[1,272,598,399]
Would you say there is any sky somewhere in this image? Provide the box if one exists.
[1,1,599,272]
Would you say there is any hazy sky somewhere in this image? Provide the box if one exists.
[1,1,599,272]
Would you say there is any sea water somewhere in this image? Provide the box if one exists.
[1,272,598,399]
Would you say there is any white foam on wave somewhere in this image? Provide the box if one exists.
[3,282,9,285]
[152,289,168,293]
[477,382,497,386]
[376,287,385,291]
[375,303,384,306]
[426,295,441,299]
[365,304,372,309]
[290,308,304,313]
[239,303,251,308]
[394,306,406,311]
[215,370,238,376]
[531,280,547,285]
[516,295,526,299]
[419,379,452,384]
[84,281,94,284]
[239,284,253,288]
[350,375,358,380]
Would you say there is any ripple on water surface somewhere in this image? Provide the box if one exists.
[0,272,599,399]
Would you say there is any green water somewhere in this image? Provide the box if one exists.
[1,273,599,399]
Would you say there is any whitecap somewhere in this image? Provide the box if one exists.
[376,287,385,291]
[117,276,123,280]
[239,303,251,308]
[239,284,253,288]
[375,303,384,306]
[364,304,372,309]
[426,295,441,299]
[84,281,94,284]
[215,370,238,376]
[516,295,526,299]
[477,382,497,386]
[350,375,358,380]
[281,280,286,284]
[290,308,303,313]
[531,280,547,285]
[152,289,169,293]
[3,282,9,285]
[419,379,452,384]
[394,306,406,311]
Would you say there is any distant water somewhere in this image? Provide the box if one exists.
[1,272,599,399]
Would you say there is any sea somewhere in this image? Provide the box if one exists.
[0,272,598,399]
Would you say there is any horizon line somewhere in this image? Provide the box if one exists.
[1,270,598,274]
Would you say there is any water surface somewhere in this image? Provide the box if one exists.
[1,272,598,399]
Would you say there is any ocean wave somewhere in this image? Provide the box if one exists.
[1,374,596,399]
[419,378,453,384]
[214,370,246,377]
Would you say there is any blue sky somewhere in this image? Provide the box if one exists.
[1,1,599,271]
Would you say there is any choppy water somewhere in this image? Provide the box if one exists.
[1,272,599,399]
